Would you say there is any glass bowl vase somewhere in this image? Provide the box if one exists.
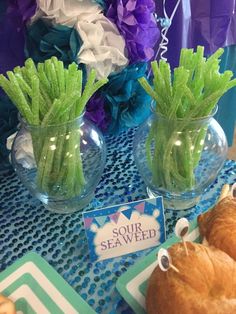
[11,115,107,213]
[133,109,228,210]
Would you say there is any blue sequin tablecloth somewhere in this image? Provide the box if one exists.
[0,127,236,313]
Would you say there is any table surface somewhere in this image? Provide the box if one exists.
[0,127,236,314]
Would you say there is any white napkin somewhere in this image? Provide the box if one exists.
[7,132,36,169]
[76,12,128,78]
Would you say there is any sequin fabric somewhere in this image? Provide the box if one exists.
[0,127,236,313]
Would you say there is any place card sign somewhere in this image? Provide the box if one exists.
[83,197,166,261]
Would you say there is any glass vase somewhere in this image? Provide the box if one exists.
[133,109,228,210]
[11,115,107,213]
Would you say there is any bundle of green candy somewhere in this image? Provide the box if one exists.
[0,57,108,198]
[139,46,236,191]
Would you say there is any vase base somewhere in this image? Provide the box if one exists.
[38,193,94,214]
[147,187,201,211]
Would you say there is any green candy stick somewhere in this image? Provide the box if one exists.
[31,75,40,125]
[138,46,236,193]
[0,56,109,200]
[6,71,34,123]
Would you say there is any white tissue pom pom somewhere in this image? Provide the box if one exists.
[34,1,128,78]
[36,0,103,27]
[76,13,128,79]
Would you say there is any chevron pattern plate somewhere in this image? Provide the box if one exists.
[0,252,95,314]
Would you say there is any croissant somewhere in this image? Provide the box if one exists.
[0,294,16,314]
[146,242,236,314]
[198,195,236,260]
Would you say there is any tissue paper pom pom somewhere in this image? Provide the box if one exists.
[7,0,36,23]
[35,0,103,27]
[85,93,111,131]
[106,0,160,63]
[76,11,128,78]
[0,0,36,73]
[25,19,81,65]
[104,62,152,134]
